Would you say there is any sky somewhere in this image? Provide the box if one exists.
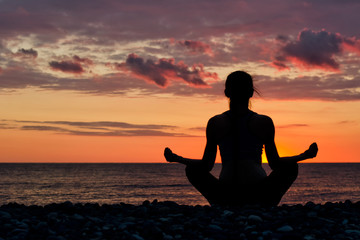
[0,0,359,163]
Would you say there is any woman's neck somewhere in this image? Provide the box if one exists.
[229,100,250,115]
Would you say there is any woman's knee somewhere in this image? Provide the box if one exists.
[272,163,298,182]
[185,165,194,178]
[185,165,199,182]
[288,163,299,179]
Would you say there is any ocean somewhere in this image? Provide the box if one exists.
[0,163,359,206]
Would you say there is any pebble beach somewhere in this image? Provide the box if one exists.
[1,200,360,240]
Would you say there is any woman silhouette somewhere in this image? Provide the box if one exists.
[164,71,318,206]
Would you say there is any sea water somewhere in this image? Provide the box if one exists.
[0,163,359,206]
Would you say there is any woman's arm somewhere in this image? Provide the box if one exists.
[260,116,318,169]
[164,117,218,171]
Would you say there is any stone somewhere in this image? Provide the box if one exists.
[163,234,174,240]
[131,233,144,240]
[222,210,234,217]
[307,211,317,217]
[0,210,11,219]
[209,224,223,231]
[277,225,293,232]
[248,215,263,223]
[345,230,360,235]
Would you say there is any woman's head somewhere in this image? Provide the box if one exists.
[224,71,254,101]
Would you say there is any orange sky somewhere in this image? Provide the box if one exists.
[1,0,360,163]
[0,90,359,163]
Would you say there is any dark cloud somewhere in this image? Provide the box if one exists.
[49,60,84,74]
[115,53,218,87]
[274,29,344,70]
[188,127,206,132]
[271,61,289,70]
[175,40,213,56]
[16,48,38,58]
[22,125,68,132]
[18,120,175,130]
[73,55,93,65]
[0,122,16,129]
[21,125,185,136]
[67,129,188,137]
[14,120,195,137]
[0,62,359,101]
[255,74,360,101]
[277,124,309,128]
[0,65,157,94]
[0,0,359,46]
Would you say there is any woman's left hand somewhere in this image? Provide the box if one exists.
[164,147,178,162]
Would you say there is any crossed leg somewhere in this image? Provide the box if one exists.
[185,163,298,207]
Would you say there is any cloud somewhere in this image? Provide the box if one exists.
[114,53,218,87]
[18,120,175,130]
[274,29,343,70]
[49,60,84,74]
[0,61,359,101]
[277,124,309,128]
[343,37,360,55]
[174,39,213,56]
[273,29,360,71]
[255,73,360,101]
[22,125,68,132]
[14,120,195,137]
[15,48,38,58]
[21,125,186,136]
[188,127,206,132]
[0,122,16,129]
[73,55,93,65]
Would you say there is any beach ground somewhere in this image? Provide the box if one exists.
[1,200,360,240]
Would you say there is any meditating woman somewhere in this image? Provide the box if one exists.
[164,71,318,207]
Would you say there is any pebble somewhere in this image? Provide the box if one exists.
[222,210,234,217]
[248,214,263,223]
[0,211,11,219]
[0,200,359,240]
[345,230,360,235]
[277,225,294,232]
[131,233,144,240]
[208,224,222,231]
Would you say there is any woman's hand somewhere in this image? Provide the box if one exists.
[303,142,318,159]
[164,147,179,163]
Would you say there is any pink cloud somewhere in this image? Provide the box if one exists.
[271,60,290,71]
[274,29,343,71]
[49,61,84,74]
[73,55,93,65]
[114,53,218,87]
[273,29,360,71]
[14,48,38,58]
[343,37,360,55]
[48,55,94,74]
[174,39,214,56]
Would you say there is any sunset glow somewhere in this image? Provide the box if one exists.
[0,0,359,163]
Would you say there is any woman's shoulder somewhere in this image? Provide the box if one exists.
[207,111,231,129]
[210,111,230,120]
[251,112,273,124]
[249,112,275,137]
